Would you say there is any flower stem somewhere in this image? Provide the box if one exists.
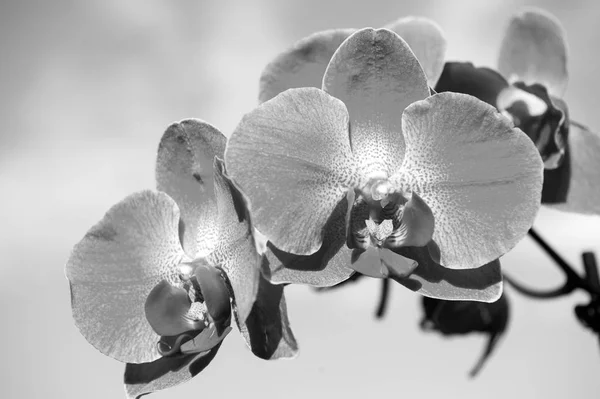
[506,228,600,298]
[375,278,390,319]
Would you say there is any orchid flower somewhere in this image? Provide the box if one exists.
[225,28,543,303]
[259,16,447,104]
[421,293,510,377]
[436,8,600,214]
[65,120,297,399]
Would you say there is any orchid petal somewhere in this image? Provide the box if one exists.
[124,342,224,399]
[323,28,430,176]
[397,93,543,269]
[206,159,260,323]
[498,8,568,98]
[65,191,187,363]
[226,87,359,256]
[258,29,355,103]
[237,275,298,360]
[156,119,226,258]
[548,122,600,215]
[350,247,418,279]
[384,16,447,86]
[393,245,503,302]
[263,196,354,287]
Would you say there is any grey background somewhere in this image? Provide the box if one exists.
[2,0,600,398]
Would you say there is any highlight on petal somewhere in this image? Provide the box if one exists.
[384,16,447,87]
[65,191,187,363]
[498,8,568,97]
[393,245,503,302]
[264,196,354,287]
[206,159,260,323]
[156,119,226,258]
[549,121,600,215]
[397,92,543,269]
[323,28,430,176]
[124,342,224,399]
[258,29,355,103]
[237,274,298,360]
[226,87,359,256]
[435,62,509,107]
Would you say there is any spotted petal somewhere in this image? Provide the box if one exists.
[156,119,226,258]
[264,196,354,287]
[258,29,355,103]
[498,8,568,98]
[65,191,187,363]
[397,92,543,269]
[323,28,430,177]
[237,275,298,359]
[393,244,502,302]
[226,87,359,256]
[548,122,600,215]
[124,341,225,399]
[206,159,260,323]
[384,16,447,87]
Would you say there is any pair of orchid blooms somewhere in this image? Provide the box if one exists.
[66,7,600,398]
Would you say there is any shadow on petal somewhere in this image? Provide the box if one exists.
[124,343,223,399]
[237,275,298,360]
[391,244,503,302]
[264,197,354,287]
[208,158,261,324]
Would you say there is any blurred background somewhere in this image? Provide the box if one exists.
[2,0,600,398]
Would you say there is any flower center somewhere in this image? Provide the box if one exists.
[144,260,230,356]
[350,178,408,250]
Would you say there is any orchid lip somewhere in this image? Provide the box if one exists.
[156,330,202,356]
[143,259,234,358]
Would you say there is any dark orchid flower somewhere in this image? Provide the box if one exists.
[435,8,600,214]
[66,120,297,398]
[258,16,447,104]
[420,292,510,377]
[226,28,543,303]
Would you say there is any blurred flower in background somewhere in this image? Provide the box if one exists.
[435,8,600,215]
[420,292,510,377]
[258,16,447,103]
